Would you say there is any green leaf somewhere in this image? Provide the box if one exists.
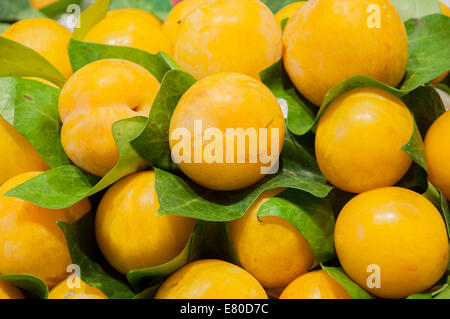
[435,278,450,299]
[437,83,450,96]
[407,292,433,299]
[0,77,16,125]
[280,17,289,32]
[0,0,44,21]
[402,86,445,136]
[401,119,427,172]
[387,85,446,191]
[6,117,148,209]
[68,39,174,82]
[0,274,49,299]
[0,37,66,87]
[131,69,196,171]
[391,0,442,22]
[435,288,450,299]
[402,14,450,91]
[395,163,428,194]
[109,0,172,21]
[127,221,239,293]
[132,278,163,299]
[260,0,300,14]
[0,77,71,168]
[439,190,450,240]
[316,76,407,122]
[154,128,333,222]
[39,0,84,18]
[422,181,442,208]
[257,188,335,267]
[321,265,373,299]
[57,212,135,299]
[421,182,450,240]
[0,23,10,34]
[72,0,110,40]
[259,60,315,135]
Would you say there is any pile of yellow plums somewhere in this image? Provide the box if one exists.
[0,0,449,300]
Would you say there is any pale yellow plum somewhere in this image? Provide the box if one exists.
[95,171,196,274]
[58,59,160,177]
[155,259,268,299]
[283,0,408,106]
[169,72,285,191]
[2,18,72,78]
[0,116,48,186]
[228,188,314,289]
[425,110,450,200]
[280,270,351,299]
[174,0,282,79]
[0,280,25,299]
[49,277,108,299]
[334,187,449,298]
[315,87,413,193]
[83,9,171,55]
[0,172,91,288]
[162,0,209,46]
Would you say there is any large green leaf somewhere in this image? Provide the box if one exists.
[407,292,433,299]
[131,69,195,171]
[259,59,315,135]
[72,0,110,40]
[0,274,48,299]
[398,86,446,189]
[0,0,44,21]
[127,221,239,293]
[109,0,172,20]
[39,0,85,18]
[0,23,10,34]
[0,37,66,87]
[6,117,147,209]
[401,119,427,172]
[402,14,450,91]
[391,0,442,22]
[57,212,135,299]
[440,192,450,240]
[321,265,373,299]
[434,271,450,299]
[435,287,450,299]
[402,86,446,136]
[315,76,408,122]
[0,77,70,168]
[422,182,450,244]
[68,39,175,81]
[0,77,17,125]
[258,188,335,267]
[395,163,428,194]
[260,0,299,13]
[154,128,333,222]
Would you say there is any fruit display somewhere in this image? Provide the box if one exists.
[0,0,449,303]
